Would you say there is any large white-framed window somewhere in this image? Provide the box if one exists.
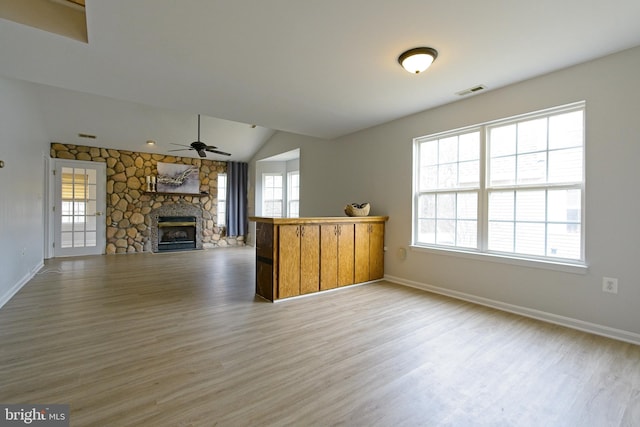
[262,173,284,217]
[217,173,227,226]
[413,101,585,265]
[287,171,300,218]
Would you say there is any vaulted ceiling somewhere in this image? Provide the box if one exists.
[1,0,640,160]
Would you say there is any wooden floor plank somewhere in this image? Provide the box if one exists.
[0,247,638,426]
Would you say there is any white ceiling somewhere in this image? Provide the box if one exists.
[1,0,640,161]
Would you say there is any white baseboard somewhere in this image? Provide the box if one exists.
[385,274,640,346]
[0,261,44,310]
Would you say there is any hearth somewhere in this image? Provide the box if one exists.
[157,216,196,252]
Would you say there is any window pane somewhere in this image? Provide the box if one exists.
[420,165,438,190]
[515,190,545,222]
[457,220,477,248]
[459,160,479,187]
[548,148,582,183]
[289,201,299,218]
[489,191,514,221]
[263,173,284,218]
[436,193,456,219]
[515,223,545,256]
[438,163,458,189]
[459,132,480,161]
[61,232,72,248]
[436,220,456,245]
[439,136,458,163]
[547,223,581,259]
[421,140,438,166]
[549,110,583,149]
[418,219,435,244]
[73,232,85,248]
[488,221,514,252]
[86,216,96,232]
[217,174,227,226]
[85,231,97,247]
[490,124,516,157]
[86,200,96,216]
[517,152,546,184]
[490,156,516,186]
[517,117,547,153]
[418,194,436,218]
[87,184,96,201]
[457,192,477,220]
[86,169,97,185]
[548,189,581,223]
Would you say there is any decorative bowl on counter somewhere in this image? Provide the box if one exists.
[344,202,370,217]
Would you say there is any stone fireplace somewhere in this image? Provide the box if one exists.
[150,204,203,252]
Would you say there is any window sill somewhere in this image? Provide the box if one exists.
[409,245,588,275]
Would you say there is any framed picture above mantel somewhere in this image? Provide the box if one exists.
[156,162,200,194]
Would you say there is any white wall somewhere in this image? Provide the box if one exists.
[254,46,640,341]
[0,76,49,307]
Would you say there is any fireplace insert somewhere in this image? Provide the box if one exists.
[157,216,197,252]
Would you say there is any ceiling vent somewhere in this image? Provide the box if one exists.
[456,85,487,96]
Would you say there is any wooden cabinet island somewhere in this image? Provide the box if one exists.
[250,216,389,301]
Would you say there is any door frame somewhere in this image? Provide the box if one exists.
[50,158,106,257]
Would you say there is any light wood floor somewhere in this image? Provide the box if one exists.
[1,247,638,426]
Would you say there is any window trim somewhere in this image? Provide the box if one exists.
[412,101,587,269]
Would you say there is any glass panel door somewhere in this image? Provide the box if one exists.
[55,160,106,257]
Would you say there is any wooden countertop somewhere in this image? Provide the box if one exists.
[249,216,389,224]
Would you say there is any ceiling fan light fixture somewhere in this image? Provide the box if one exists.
[398,47,438,74]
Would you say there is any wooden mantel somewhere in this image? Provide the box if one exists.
[250,216,389,301]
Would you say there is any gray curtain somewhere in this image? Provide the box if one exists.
[225,161,248,237]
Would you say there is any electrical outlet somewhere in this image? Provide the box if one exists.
[602,277,618,294]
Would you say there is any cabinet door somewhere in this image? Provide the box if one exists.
[369,223,385,280]
[337,224,354,287]
[279,225,301,298]
[300,225,320,295]
[320,224,338,290]
[354,223,370,283]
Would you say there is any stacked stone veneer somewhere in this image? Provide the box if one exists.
[50,143,245,254]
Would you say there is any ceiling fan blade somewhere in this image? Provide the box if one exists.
[168,148,192,152]
[197,149,207,158]
[170,143,193,148]
[205,148,231,156]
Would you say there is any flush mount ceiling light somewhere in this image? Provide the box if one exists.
[398,47,438,74]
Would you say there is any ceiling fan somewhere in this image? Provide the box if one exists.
[169,114,231,158]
